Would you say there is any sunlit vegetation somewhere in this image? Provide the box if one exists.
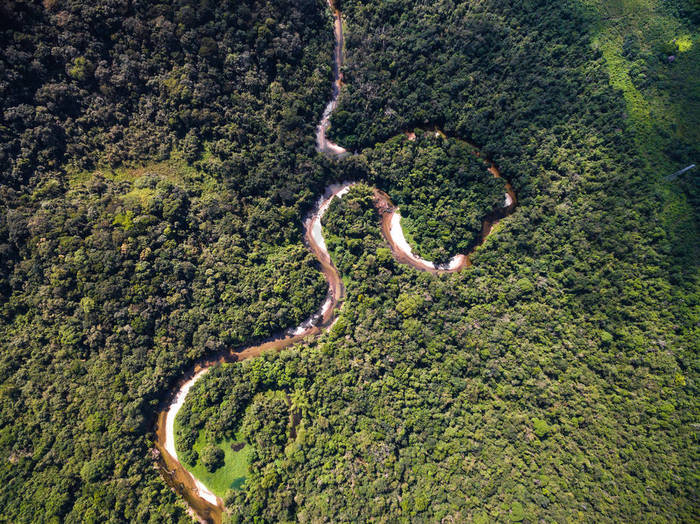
[361,133,506,262]
[184,174,698,521]
[582,0,699,167]
[181,0,698,521]
[0,0,697,522]
[176,424,251,497]
[579,0,700,277]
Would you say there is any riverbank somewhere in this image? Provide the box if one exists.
[153,0,518,521]
[155,169,517,522]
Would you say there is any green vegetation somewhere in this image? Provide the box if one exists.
[181,0,698,521]
[0,0,334,521]
[175,388,295,499]
[200,444,225,473]
[580,0,700,280]
[0,0,697,522]
[582,0,699,165]
[178,425,251,498]
[175,361,298,514]
[363,133,506,262]
[184,178,698,522]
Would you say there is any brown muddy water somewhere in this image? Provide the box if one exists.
[152,0,518,521]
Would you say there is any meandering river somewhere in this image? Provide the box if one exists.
[152,1,517,522]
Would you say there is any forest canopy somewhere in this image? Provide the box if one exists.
[0,0,698,522]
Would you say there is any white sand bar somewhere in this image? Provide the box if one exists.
[164,368,219,506]
[388,210,464,270]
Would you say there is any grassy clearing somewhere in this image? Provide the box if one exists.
[64,151,233,218]
[66,153,191,187]
[64,150,226,195]
[175,419,252,498]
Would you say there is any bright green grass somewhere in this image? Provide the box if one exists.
[176,421,252,498]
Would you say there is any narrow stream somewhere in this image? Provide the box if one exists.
[153,183,349,524]
[152,1,518,522]
[315,0,347,156]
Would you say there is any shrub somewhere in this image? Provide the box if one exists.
[532,418,550,438]
[201,444,225,472]
[510,501,525,522]
[68,57,94,81]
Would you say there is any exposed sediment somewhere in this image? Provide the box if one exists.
[153,1,518,522]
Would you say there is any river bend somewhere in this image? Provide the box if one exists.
[152,1,517,522]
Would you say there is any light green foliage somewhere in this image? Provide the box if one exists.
[532,418,551,438]
[515,278,534,295]
[583,0,700,169]
[179,428,251,497]
[67,56,94,81]
[0,0,697,522]
[395,293,424,317]
[112,210,134,230]
[579,0,700,289]
[510,501,525,522]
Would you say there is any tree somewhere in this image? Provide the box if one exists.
[201,445,225,473]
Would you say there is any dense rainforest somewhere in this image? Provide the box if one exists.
[0,0,335,521]
[363,135,507,263]
[1,0,698,523]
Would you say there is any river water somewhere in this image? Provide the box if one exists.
[152,1,517,522]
